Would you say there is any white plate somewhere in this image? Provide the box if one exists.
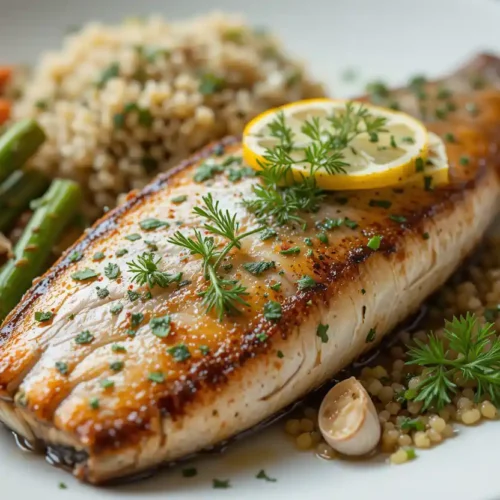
[1,0,500,498]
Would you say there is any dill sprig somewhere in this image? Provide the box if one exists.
[168,193,264,319]
[127,252,182,288]
[244,103,387,225]
[407,313,500,410]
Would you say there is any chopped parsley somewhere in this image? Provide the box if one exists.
[96,286,109,299]
[280,246,300,255]
[423,176,433,191]
[367,235,382,251]
[304,237,313,246]
[110,361,124,372]
[369,199,392,209]
[422,232,430,240]
[148,371,165,383]
[93,251,105,261]
[34,311,53,322]
[389,214,407,223]
[74,330,94,345]
[297,275,316,291]
[256,469,277,482]
[97,62,120,88]
[316,323,329,343]
[277,350,284,359]
[127,290,140,302]
[150,315,171,338]
[212,479,230,489]
[139,218,169,231]
[116,248,128,257]
[167,344,191,362]
[366,328,376,342]
[171,195,188,204]
[270,282,281,292]
[71,268,98,281]
[111,344,126,353]
[260,228,277,241]
[243,261,276,276]
[144,240,158,251]
[199,345,210,355]
[89,397,100,410]
[256,332,268,342]
[125,233,142,241]
[104,263,120,279]
[399,417,425,432]
[193,160,223,182]
[68,250,83,263]
[344,217,358,229]
[444,132,456,143]
[460,155,470,166]
[55,361,69,375]
[130,312,144,327]
[100,379,115,389]
[316,232,328,244]
[415,157,424,172]
[263,301,282,321]
[110,303,123,315]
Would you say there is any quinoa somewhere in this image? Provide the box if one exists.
[285,236,500,463]
[13,13,325,218]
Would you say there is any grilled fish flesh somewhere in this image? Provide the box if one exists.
[1,54,500,483]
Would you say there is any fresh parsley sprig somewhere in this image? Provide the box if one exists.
[407,313,500,410]
[168,193,264,319]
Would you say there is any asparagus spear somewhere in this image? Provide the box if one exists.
[0,169,50,232]
[0,119,46,184]
[0,179,82,321]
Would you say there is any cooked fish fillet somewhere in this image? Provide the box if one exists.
[1,54,500,484]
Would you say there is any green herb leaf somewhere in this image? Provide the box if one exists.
[127,290,140,302]
[260,228,277,241]
[369,199,392,209]
[75,330,94,345]
[110,361,124,372]
[243,261,276,276]
[212,479,230,489]
[199,73,225,95]
[71,268,98,281]
[140,218,169,231]
[367,235,382,251]
[110,303,123,315]
[148,371,165,383]
[116,248,128,257]
[68,251,83,263]
[263,301,282,321]
[150,315,171,338]
[182,467,198,478]
[167,344,191,362]
[366,328,376,342]
[96,286,109,299]
[193,160,223,182]
[100,379,115,389]
[35,311,53,322]
[130,312,144,327]
[104,263,121,280]
[125,233,142,241]
[171,195,188,204]
[316,323,329,343]
[280,246,300,255]
[55,361,69,375]
[297,275,317,291]
[389,214,407,223]
[398,417,425,432]
[89,397,100,410]
[256,469,277,482]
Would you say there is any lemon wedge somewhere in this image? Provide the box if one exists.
[399,132,449,188]
[243,98,430,190]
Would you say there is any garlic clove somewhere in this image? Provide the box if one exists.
[318,376,381,456]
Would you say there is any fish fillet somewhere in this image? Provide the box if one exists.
[1,54,500,484]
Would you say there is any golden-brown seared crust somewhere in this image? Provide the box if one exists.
[1,54,500,477]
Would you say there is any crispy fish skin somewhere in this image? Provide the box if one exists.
[1,55,500,483]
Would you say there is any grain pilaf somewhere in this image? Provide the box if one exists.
[13,13,325,218]
[285,236,500,463]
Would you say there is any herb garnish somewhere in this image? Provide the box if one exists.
[366,328,376,342]
[68,251,83,263]
[96,286,109,299]
[243,261,276,276]
[369,199,392,209]
[407,313,500,409]
[127,252,181,288]
[168,194,263,320]
[243,104,387,225]
[182,467,198,478]
[125,233,142,241]
[93,251,105,261]
[110,303,123,315]
[148,371,165,383]
[280,246,300,255]
[260,228,277,240]
[89,397,100,410]
[263,301,282,321]
[150,315,171,338]
[110,361,124,372]
[75,330,94,345]
[104,263,121,280]
[317,323,329,343]
[139,218,169,231]
[256,469,277,482]
[167,344,191,362]
[367,235,382,250]
[71,268,98,281]
[35,311,53,322]
[55,361,69,375]
[297,275,317,291]
[212,479,230,489]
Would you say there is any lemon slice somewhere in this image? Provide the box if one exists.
[400,132,449,188]
[243,98,430,190]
